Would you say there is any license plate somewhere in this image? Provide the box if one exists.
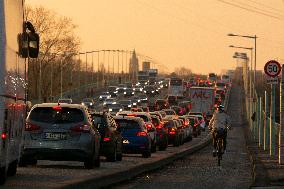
[45,133,67,140]
[123,139,129,144]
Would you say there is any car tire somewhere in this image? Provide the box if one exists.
[7,160,17,177]
[142,150,151,158]
[85,149,99,169]
[188,135,193,141]
[107,146,117,162]
[151,141,157,153]
[18,158,37,167]
[0,167,6,185]
[158,140,168,151]
[173,137,180,147]
[94,153,101,168]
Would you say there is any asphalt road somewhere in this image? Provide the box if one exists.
[112,84,253,189]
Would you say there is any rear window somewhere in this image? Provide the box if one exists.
[164,121,174,128]
[29,107,84,124]
[135,115,150,122]
[115,119,141,129]
[151,117,160,125]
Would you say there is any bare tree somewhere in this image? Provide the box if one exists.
[26,5,80,102]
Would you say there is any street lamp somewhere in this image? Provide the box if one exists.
[227,33,257,86]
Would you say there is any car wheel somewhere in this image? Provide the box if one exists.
[142,150,151,158]
[107,146,117,162]
[158,140,168,151]
[0,167,6,185]
[7,160,17,177]
[188,134,193,141]
[18,158,37,167]
[85,149,98,169]
[173,137,180,147]
[151,141,157,153]
[94,153,101,168]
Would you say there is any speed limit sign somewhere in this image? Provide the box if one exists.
[264,60,281,77]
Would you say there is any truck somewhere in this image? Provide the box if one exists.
[0,0,39,184]
[189,87,215,116]
[137,71,149,85]
[148,69,158,85]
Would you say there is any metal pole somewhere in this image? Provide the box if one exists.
[107,50,110,85]
[259,96,263,147]
[270,84,276,156]
[60,59,63,98]
[92,52,94,83]
[78,53,81,94]
[97,51,100,88]
[264,91,269,151]
[254,36,256,87]
[39,59,42,102]
[280,64,284,164]
[50,60,53,101]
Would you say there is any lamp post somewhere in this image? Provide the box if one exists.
[228,33,257,86]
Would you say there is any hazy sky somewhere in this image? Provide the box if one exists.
[25,0,284,74]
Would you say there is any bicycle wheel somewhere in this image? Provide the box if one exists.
[217,139,223,166]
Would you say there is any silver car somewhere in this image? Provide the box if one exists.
[20,103,101,169]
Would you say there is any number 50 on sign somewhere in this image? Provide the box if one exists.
[264,60,281,78]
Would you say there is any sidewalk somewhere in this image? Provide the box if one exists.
[243,111,284,187]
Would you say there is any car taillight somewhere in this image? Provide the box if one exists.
[137,131,147,136]
[156,124,162,129]
[194,123,199,127]
[70,124,90,133]
[25,122,41,131]
[103,137,111,141]
[169,128,176,135]
[1,133,6,140]
[146,124,152,129]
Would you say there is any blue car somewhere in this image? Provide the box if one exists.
[114,116,152,158]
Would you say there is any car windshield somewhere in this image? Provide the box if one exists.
[115,119,141,129]
[29,107,84,124]
[82,98,92,102]
[119,100,131,105]
[101,92,109,95]
[108,104,122,108]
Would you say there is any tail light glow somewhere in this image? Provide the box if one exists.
[25,122,41,131]
[137,131,147,136]
[103,137,111,141]
[146,124,152,129]
[70,124,90,133]
[1,133,6,140]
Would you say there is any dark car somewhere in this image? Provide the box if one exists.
[167,95,178,106]
[144,86,156,96]
[151,115,168,151]
[186,116,201,137]
[164,120,183,146]
[179,116,193,142]
[119,100,132,110]
[171,106,186,116]
[91,112,123,162]
[155,99,169,111]
[178,101,191,114]
[114,116,152,158]
[81,98,95,109]
[124,88,135,97]
[108,86,118,97]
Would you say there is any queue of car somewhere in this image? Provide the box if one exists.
[20,75,230,172]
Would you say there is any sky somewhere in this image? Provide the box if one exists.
[25,0,284,75]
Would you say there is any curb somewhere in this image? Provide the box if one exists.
[60,134,212,189]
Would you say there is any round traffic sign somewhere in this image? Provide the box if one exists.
[264,60,281,77]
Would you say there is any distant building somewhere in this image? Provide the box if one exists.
[142,61,150,71]
[129,50,139,82]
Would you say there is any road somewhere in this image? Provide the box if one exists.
[112,84,253,189]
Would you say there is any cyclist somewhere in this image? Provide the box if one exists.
[209,105,231,156]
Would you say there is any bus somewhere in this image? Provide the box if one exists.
[0,0,39,184]
[168,77,184,98]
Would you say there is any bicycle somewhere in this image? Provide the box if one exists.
[216,135,224,166]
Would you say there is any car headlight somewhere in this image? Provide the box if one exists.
[133,103,137,105]
[103,102,106,105]
[119,109,123,111]
[140,89,142,91]
[99,96,102,99]
[124,87,127,90]
[144,91,147,93]
[151,91,154,93]
[138,100,141,102]
[114,91,118,94]
[124,92,126,94]
[112,102,117,104]
[90,103,93,106]
[128,105,132,107]
[132,92,134,94]
[109,108,113,111]
[81,103,85,105]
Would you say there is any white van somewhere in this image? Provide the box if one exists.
[0,0,39,184]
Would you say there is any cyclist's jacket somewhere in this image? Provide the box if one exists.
[209,111,231,130]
